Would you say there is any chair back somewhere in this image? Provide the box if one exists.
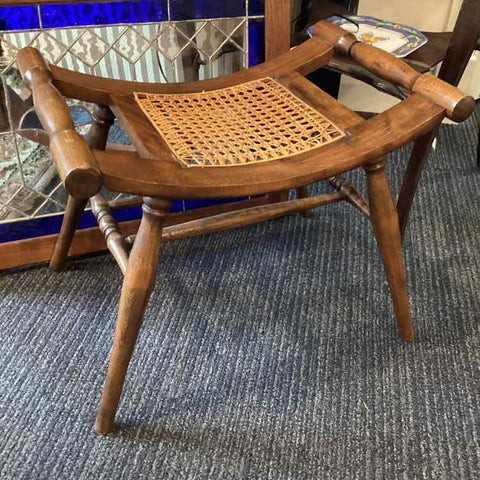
[439,0,480,86]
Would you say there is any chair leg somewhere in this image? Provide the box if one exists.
[49,105,115,272]
[49,196,87,272]
[268,190,289,203]
[94,198,171,435]
[296,185,313,216]
[85,104,115,151]
[366,160,415,342]
[396,129,437,239]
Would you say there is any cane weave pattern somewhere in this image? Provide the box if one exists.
[134,77,346,168]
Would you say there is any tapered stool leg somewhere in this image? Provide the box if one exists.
[366,160,415,342]
[49,105,115,272]
[95,198,171,435]
[50,196,87,272]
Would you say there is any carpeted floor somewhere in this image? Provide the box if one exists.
[0,108,479,479]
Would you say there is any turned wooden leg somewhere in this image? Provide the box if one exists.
[296,185,313,216]
[50,196,87,272]
[85,104,115,150]
[94,198,171,435]
[397,129,437,238]
[49,105,114,272]
[366,160,415,342]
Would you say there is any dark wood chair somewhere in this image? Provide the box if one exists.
[16,0,474,435]
[325,0,480,236]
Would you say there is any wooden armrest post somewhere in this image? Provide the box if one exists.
[17,47,102,199]
[312,21,475,123]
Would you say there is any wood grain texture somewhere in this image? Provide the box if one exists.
[313,20,419,88]
[49,196,87,272]
[108,196,143,210]
[0,219,140,271]
[295,186,313,217]
[412,74,475,122]
[48,104,114,272]
[438,0,480,86]
[326,54,408,101]
[265,0,291,60]
[0,198,272,271]
[397,129,437,239]
[349,42,420,90]
[95,198,171,435]
[328,175,370,217]
[126,193,346,245]
[17,48,101,199]
[313,20,475,122]
[95,94,445,199]
[324,2,479,237]
[366,160,414,342]
[406,32,453,73]
[91,195,129,274]
[12,18,465,438]
[50,38,334,106]
[84,104,115,150]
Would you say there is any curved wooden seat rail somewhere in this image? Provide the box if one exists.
[94,91,446,199]
[14,17,475,436]
[17,21,474,201]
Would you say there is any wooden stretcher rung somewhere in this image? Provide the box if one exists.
[125,192,346,247]
[328,175,370,218]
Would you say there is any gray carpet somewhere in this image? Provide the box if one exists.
[0,108,479,479]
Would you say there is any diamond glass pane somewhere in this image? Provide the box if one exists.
[0,1,259,240]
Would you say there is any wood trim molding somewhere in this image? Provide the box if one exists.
[0,219,138,271]
[265,0,291,60]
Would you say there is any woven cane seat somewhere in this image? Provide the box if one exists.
[134,77,345,168]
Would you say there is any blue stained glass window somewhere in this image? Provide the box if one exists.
[41,0,168,29]
[0,6,40,31]
[0,200,182,244]
[248,18,265,66]
[249,0,264,16]
[170,0,246,20]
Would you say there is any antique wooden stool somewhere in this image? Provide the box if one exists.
[16,17,474,434]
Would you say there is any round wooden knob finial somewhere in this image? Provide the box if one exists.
[50,130,102,199]
[450,95,476,123]
[413,74,476,122]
